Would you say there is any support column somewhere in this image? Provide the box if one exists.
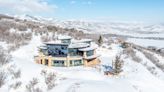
[72,60,74,66]
[94,49,96,55]
[35,56,39,64]
[84,59,88,66]
[66,56,70,67]
[83,51,87,66]
[83,51,87,58]
[42,57,45,65]
[48,56,52,67]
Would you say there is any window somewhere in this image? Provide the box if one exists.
[62,39,71,44]
[69,48,78,56]
[70,60,73,65]
[52,60,65,66]
[86,50,94,56]
[74,60,83,66]
[70,60,83,66]
[47,45,68,57]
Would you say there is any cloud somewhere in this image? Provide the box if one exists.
[0,0,57,14]
[70,0,76,4]
[82,1,92,5]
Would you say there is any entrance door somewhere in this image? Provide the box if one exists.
[45,59,48,65]
[40,59,42,64]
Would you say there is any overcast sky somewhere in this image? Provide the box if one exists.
[0,0,163,23]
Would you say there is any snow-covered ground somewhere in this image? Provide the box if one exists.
[0,41,8,50]
[1,14,164,92]
[1,35,164,92]
[127,38,164,48]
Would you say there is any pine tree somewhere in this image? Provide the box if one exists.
[98,35,103,47]
[113,55,123,74]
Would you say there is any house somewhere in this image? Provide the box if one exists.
[102,65,115,75]
[34,36,100,67]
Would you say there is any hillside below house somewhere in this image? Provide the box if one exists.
[0,14,164,92]
[35,35,100,67]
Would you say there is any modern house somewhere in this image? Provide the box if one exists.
[34,36,100,67]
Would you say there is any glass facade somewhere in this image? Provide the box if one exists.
[47,45,68,57]
[42,49,48,56]
[70,59,83,66]
[52,60,65,67]
[61,39,71,44]
[69,48,84,56]
[86,50,94,56]
[68,48,78,56]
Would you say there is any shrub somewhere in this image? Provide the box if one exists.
[10,81,22,89]
[26,78,39,92]
[41,69,57,90]
[143,51,164,71]
[12,69,21,79]
[0,47,11,66]
[8,65,21,79]
[123,47,142,63]
[0,71,7,87]
[45,72,56,90]
[33,87,43,92]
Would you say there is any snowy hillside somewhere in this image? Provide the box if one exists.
[0,14,164,92]
[55,20,164,34]
[1,34,164,92]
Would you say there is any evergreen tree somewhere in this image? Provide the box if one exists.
[113,55,123,74]
[98,35,103,47]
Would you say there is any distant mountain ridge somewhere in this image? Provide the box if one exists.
[0,13,164,35]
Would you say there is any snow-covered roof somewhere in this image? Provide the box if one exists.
[58,35,72,40]
[102,65,113,72]
[72,39,92,43]
[78,46,97,51]
[68,43,89,48]
[79,39,92,42]
[44,42,68,45]
[39,46,47,49]
[84,54,100,60]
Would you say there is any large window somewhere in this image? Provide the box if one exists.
[70,59,83,66]
[52,60,65,67]
[61,39,71,44]
[69,48,78,56]
[47,45,68,57]
[86,50,94,56]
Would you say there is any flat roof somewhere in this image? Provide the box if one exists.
[78,46,97,51]
[72,39,92,43]
[38,46,47,49]
[68,43,89,48]
[84,54,100,60]
[58,35,72,40]
[44,42,69,46]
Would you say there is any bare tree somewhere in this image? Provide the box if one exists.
[0,47,11,66]
[40,69,57,90]
[10,81,22,89]
[0,71,7,87]
[26,78,39,92]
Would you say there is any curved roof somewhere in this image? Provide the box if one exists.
[78,46,97,51]
[39,46,47,49]
[68,43,89,48]
[44,42,68,45]
[72,39,92,43]
[58,35,72,40]
[84,54,100,60]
